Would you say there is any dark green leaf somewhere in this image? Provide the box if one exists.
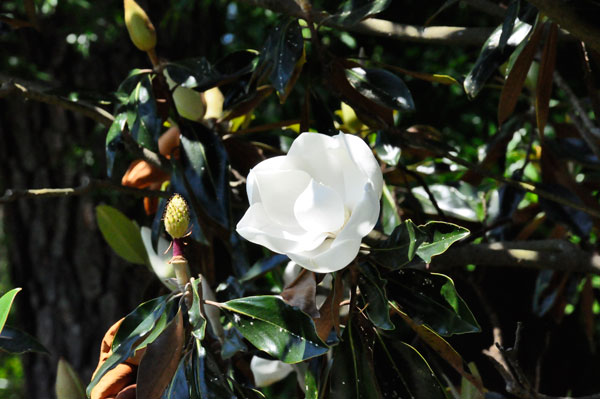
[221,295,328,363]
[416,221,470,263]
[358,263,394,330]
[189,277,207,340]
[137,310,184,399]
[0,288,21,334]
[330,0,392,27]
[165,356,191,399]
[255,19,304,96]
[345,67,414,111]
[191,340,236,399]
[96,204,149,265]
[329,320,382,399]
[0,326,49,354]
[87,296,168,396]
[374,332,446,399]
[126,75,161,152]
[464,19,533,98]
[498,0,520,52]
[239,254,289,283]
[221,322,248,360]
[370,220,427,270]
[381,184,400,235]
[387,269,480,336]
[105,112,127,178]
[304,358,320,399]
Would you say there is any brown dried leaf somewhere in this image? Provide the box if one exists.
[498,23,544,126]
[315,273,344,341]
[121,160,169,189]
[536,23,558,138]
[281,269,319,318]
[136,311,184,399]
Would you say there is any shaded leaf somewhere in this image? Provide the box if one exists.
[0,326,49,354]
[0,288,21,334]
[464,19,533,98]
[374,331,446,399]
[221,322,248,360]
[381,184,401,235]
[55,358,86,399]
[358,262,394,330]
[370,220,427,270]
[416,221,470,263]
[105,112,128,178]
[239,254,289,283]
[165,356,190,399]
[220,85,274,121]
[330,0,392,27]
[87,296,168,396]
[137,310,184,399]
[345,67,414,111]
[498,21,543,125]
[315,273,344,342]
[222,295,328,363]
[192,340,236,399]
[424,0,459,26]
[96,205,149,265]
[535,22,558,136]
[189,278,207,340]
[305,358,320,399]
[387,269,480,336]
[329,320,382,399]
[126,74,161,152]
[498,0,520,53]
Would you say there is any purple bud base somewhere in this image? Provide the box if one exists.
[172,238,184,258]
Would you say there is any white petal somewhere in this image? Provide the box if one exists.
[294,179,345,234]
[237,203,327,253]
[336,183,380,242]
[253,169,311,227]
[250,356,294,387]
[247,156,295,204]
[338,132,383,200]
[288,238,362,273]
[140,227,176,291]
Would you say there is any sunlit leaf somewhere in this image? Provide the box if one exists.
[55,358,86,399]
[221,295,328,363]
[370,220,427,269]
[416,221,470,263]
[96,204,149,265]
[126,75,161,151]
[0,288,21,334]
[330,0,392,27]
[345,67,414,111]
[387,269,480,336]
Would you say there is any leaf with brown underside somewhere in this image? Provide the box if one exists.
[281,269,319,318]
[136,311,184,399]
[390,303,485,393]
[315,274,344,341]
[498,23,544,126]
[535,22,558,138]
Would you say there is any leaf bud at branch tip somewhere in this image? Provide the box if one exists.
[123,0,157,52]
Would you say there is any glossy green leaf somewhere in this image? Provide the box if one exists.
[381,184,400,235]
[255,19,304,96]
[370,220,427,270]
[358,263,394,330]
[464,19,532,98]
[387,269,480,336]
[189,278,207,340]
[498,0,520,53]
[0,288,21,334]
[105,112,127,178]
[345,67,414,111]
[416,221,470,263]
[0,326,49,354]
[329,320,382,399]
[87,296,168,396]
[96,204,149,265]
[221,322,248,360]
[374,332,446,399]
[330,0,392,27]
[304,358,320,399]
[126,75,161,152]
[165,356,190,399]
[192,340,237,399]
[221,295,328,363]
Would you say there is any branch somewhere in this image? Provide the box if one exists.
[235,0,494,46]
[0,75,114,127]
[0,178,169,204]
[526,0,600,54]
[428,239,600,275]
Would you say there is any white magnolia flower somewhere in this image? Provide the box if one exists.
[250,356,294,388]
[237,132,383,273]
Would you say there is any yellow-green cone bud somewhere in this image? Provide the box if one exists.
[164,194,190,239]
[124,0,157,52]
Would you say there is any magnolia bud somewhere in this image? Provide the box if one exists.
[123,0,156,52]
[164,194,190,239]
[163,70,206,122]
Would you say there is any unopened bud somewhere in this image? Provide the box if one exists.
[164,194,190,239]
[124,0,157,52]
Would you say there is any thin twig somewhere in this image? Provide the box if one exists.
[0,178,169,204]
[0,78,114,127]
